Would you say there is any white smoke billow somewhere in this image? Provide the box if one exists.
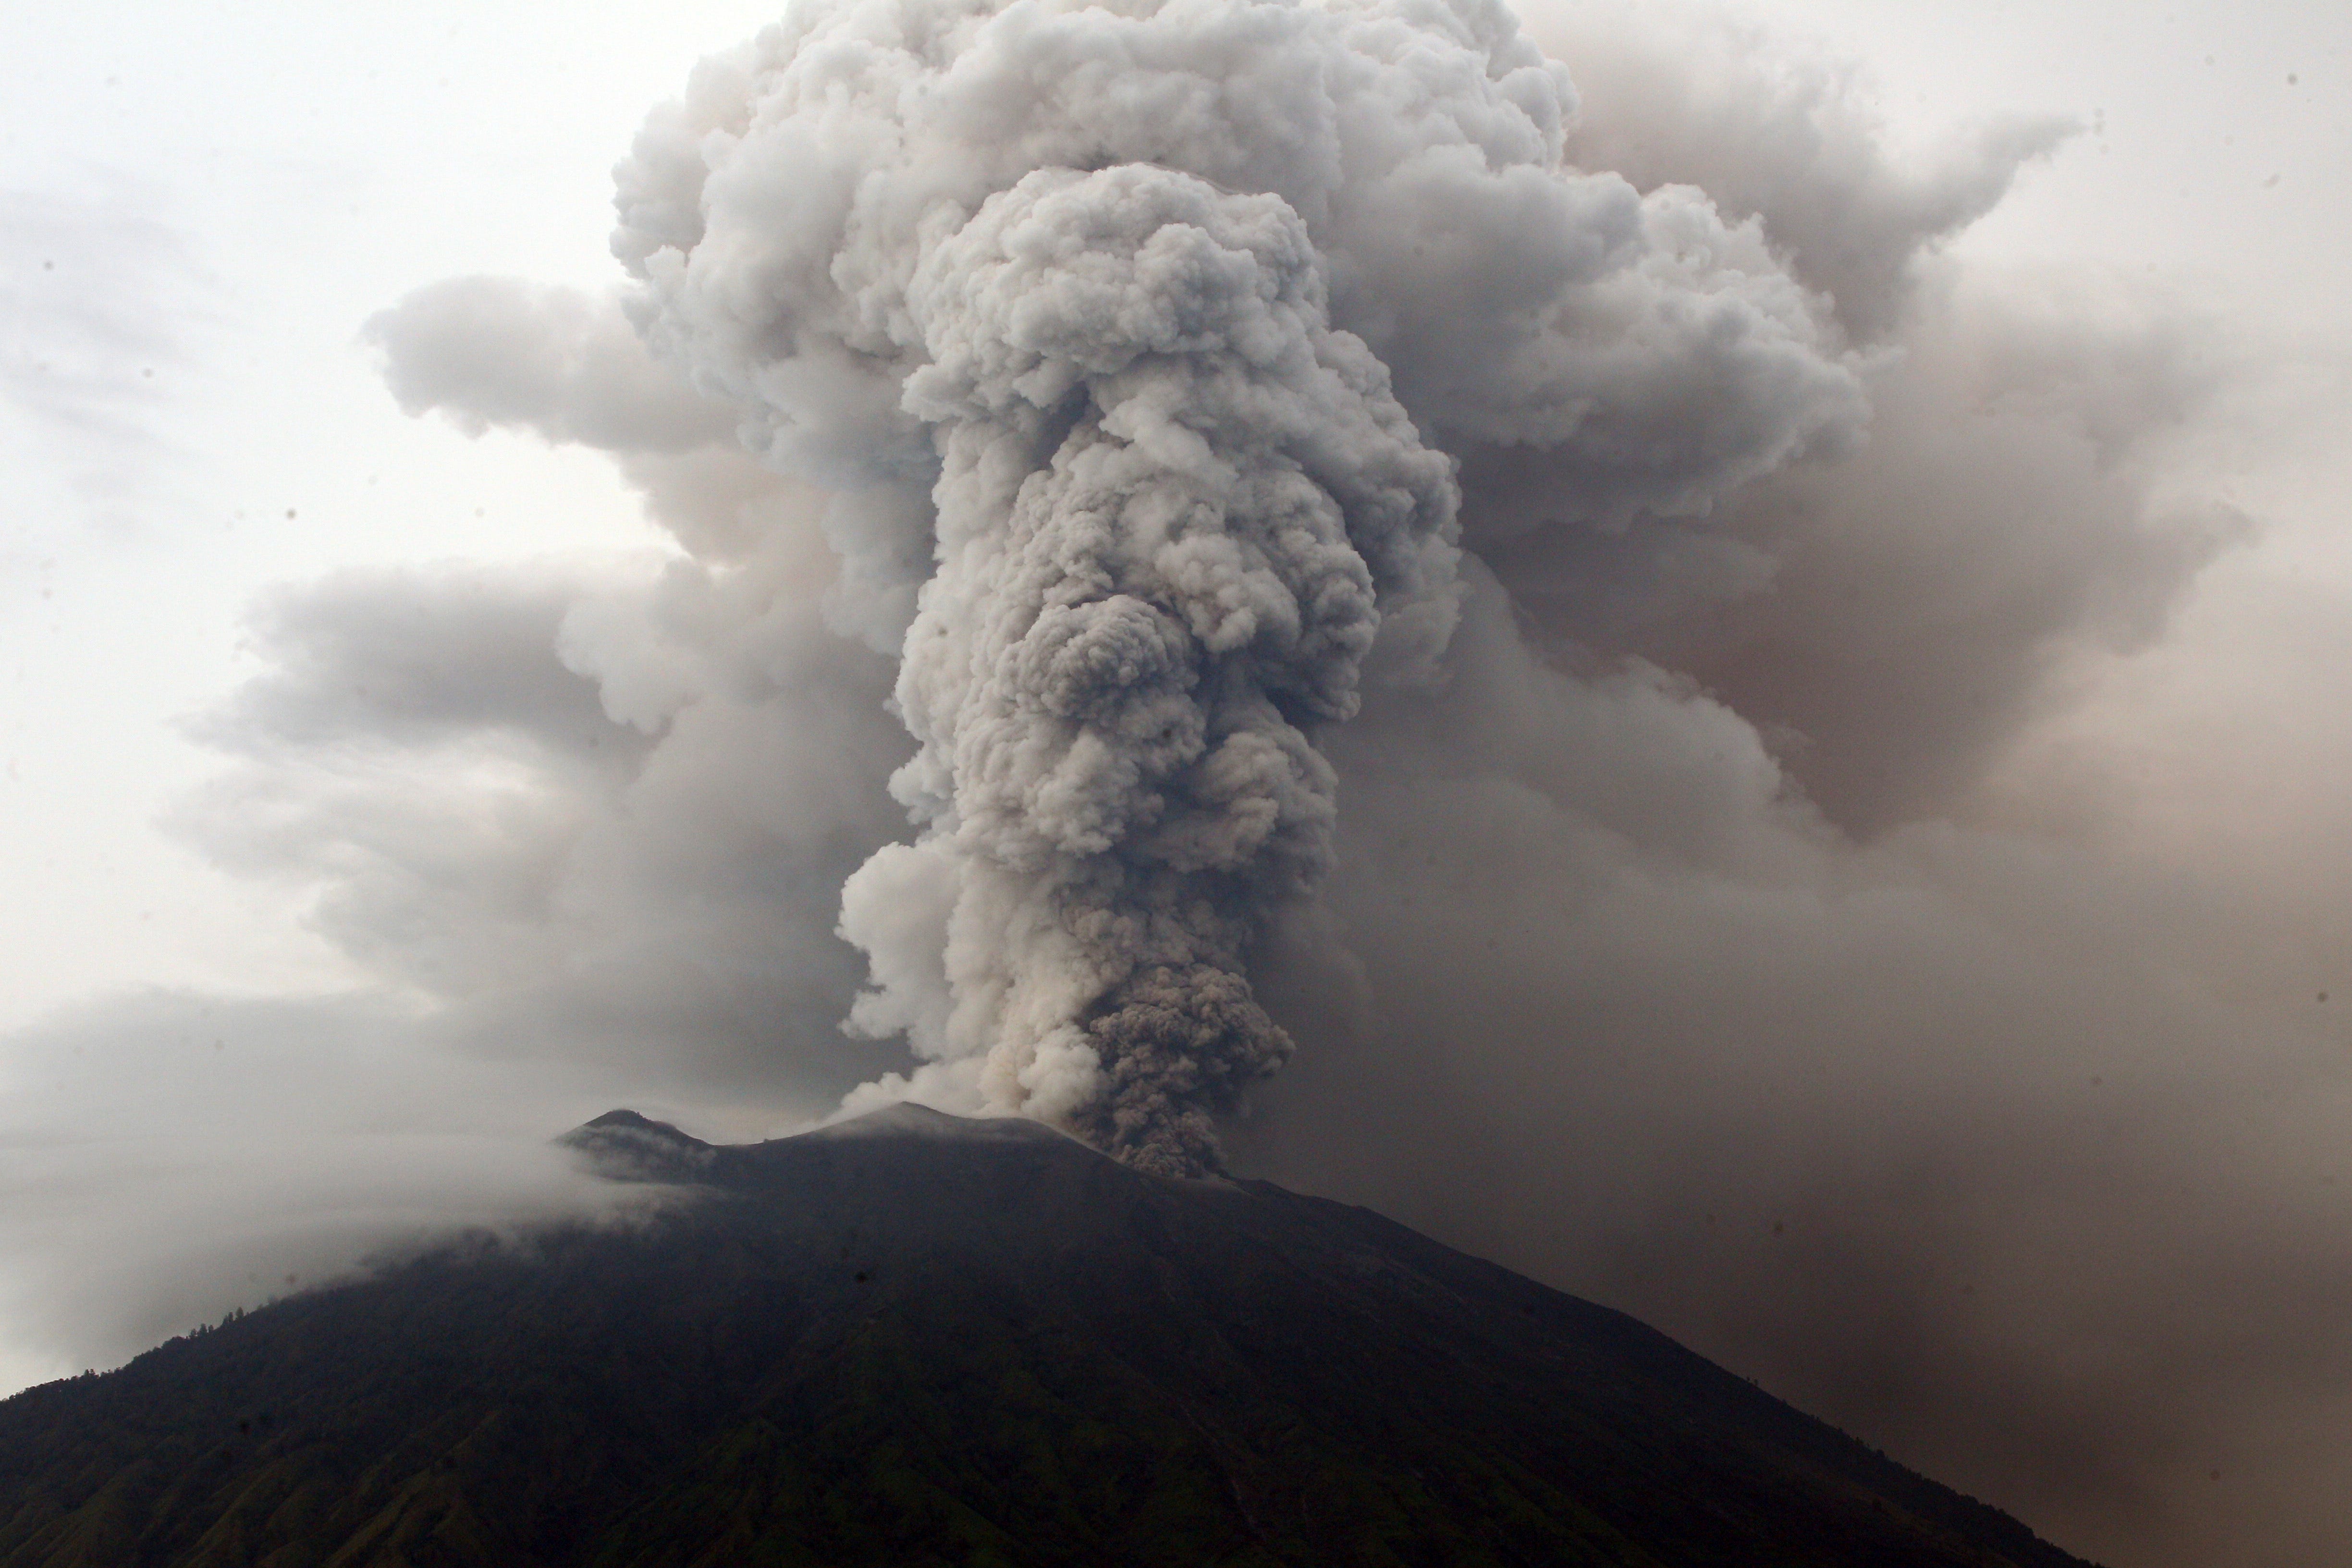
[608,0,1860,1170]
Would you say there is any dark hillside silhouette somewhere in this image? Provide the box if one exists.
[0,1107,2099,1568]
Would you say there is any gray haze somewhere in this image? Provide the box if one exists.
[2,3,2348,1566]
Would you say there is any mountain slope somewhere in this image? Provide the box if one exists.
[0,1107,2098,1567]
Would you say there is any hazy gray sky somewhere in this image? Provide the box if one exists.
[5,4,2352,1566]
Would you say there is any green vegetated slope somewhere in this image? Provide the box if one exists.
[0,1108,2098,1568]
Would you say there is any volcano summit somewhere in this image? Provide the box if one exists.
[0,1107,2093,1567]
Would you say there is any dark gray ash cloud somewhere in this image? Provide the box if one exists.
[585,0,1874,1172]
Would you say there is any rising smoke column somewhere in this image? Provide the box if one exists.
[856,166,1459,1172]
[612,0,1863,1171]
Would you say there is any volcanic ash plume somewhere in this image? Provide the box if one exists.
[612,0,1861,1171]
[847,167,1462,1173]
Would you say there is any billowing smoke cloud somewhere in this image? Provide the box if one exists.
[10,1,2352,1564]
[830,166,1461,1171]
[598,0,1864,1169]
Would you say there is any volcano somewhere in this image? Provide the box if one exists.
[0,1106,2095,1567]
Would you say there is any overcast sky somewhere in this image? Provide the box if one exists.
[5,3,2352,1565]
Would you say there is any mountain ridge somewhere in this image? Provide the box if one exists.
[0,1105,2101,1567]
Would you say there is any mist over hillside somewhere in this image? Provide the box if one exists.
[0,1109,2099,1568]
